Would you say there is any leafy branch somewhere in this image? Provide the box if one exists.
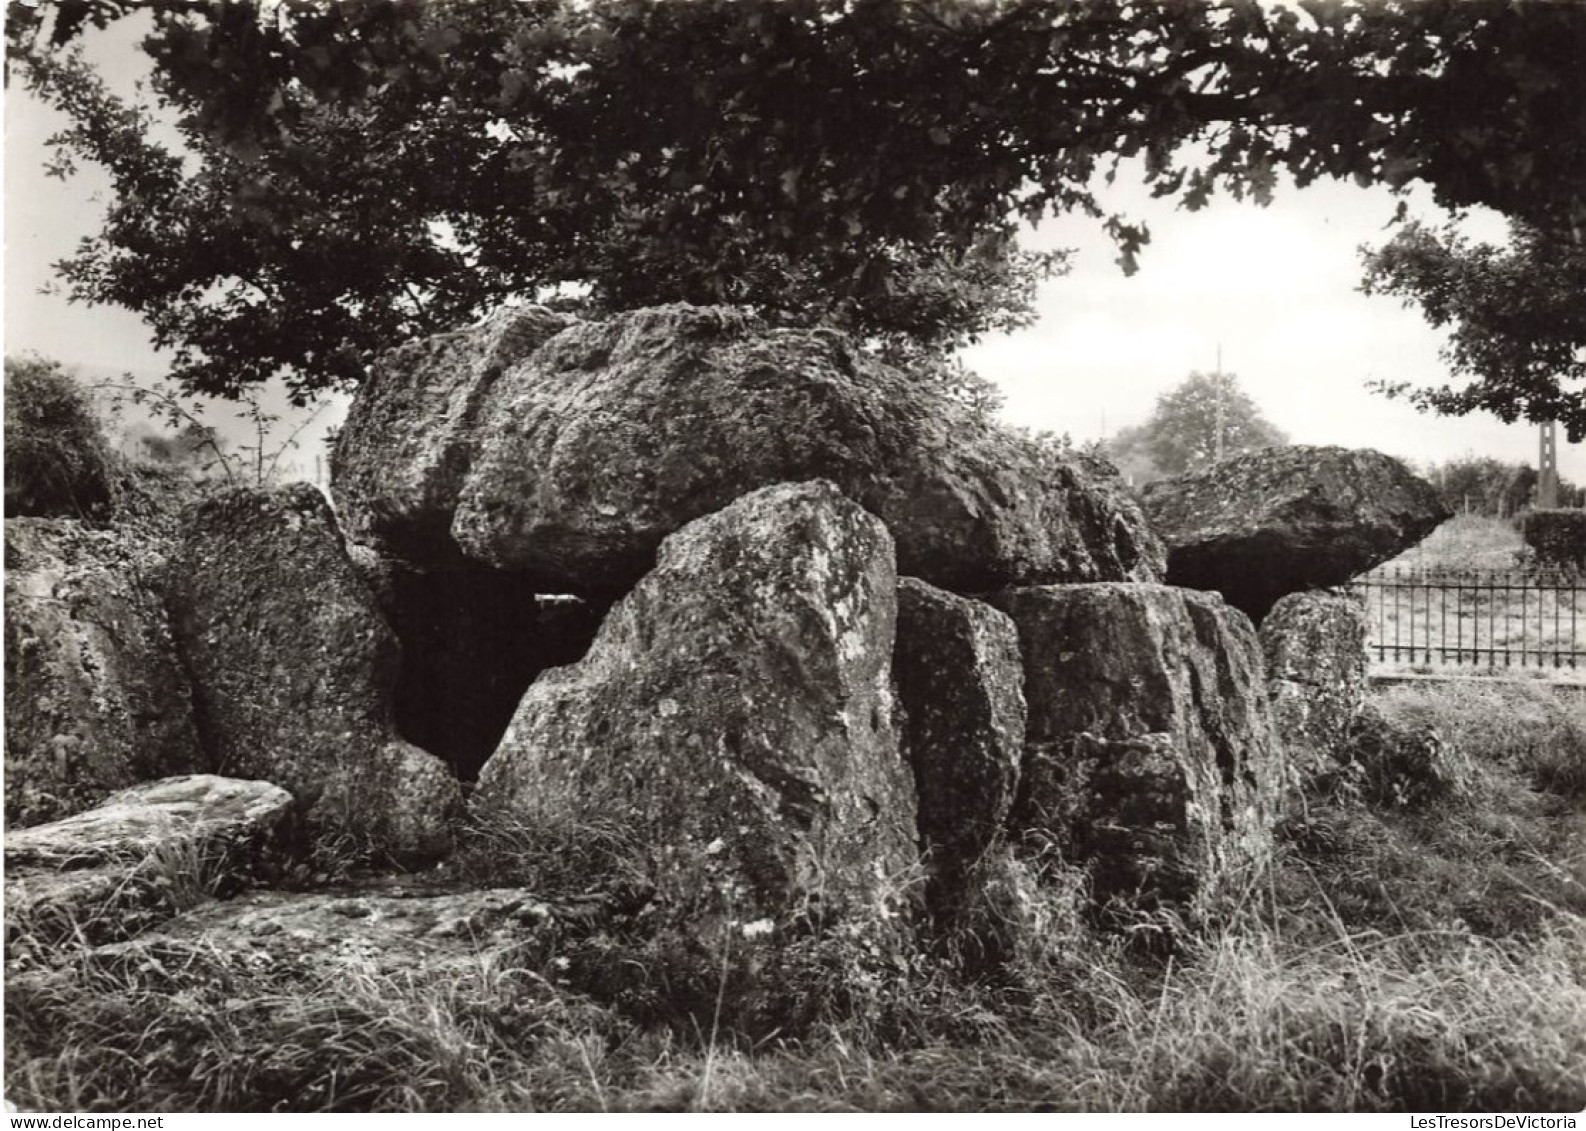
[92,378,327,487]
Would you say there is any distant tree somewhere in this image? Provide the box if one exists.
[1115,371,1288,480]
[1421,455,1582,516]
[1102,422,1164,487]
[1362,220,1586,441]
[1423,455,1523,517]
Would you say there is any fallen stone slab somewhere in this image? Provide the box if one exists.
[1141,446,1449,622]
[4,775,294,952]
[0,880,618,1113]
[100,884,567,980]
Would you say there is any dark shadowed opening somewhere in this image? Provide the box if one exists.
[380,561,606,781]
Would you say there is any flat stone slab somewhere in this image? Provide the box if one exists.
[6,775,293,869]
[117,885,566,979]
[334,304,1164,595]
[1141,445,1448,622]
[5,776,294,951]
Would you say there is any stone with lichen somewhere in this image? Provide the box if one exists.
[1260,589,1370,784]
[335,303,1163,595]
[893,577,1025,916]
[473,480,918,937]
[987,582,1283,913]
[1141,445,1448,622]
[166,484,460,863]
[4,518,204,827]
[4,775,294,951]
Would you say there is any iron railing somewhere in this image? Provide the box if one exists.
[1349,567,1585,670]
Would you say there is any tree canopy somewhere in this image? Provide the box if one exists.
[1361,219,1586,442]
[11,0,1586,403]
[1108,370,1287,481]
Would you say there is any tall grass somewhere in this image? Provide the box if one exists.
[11,903,1580,1112]
[7,682,1585,1112]
[1372,680,1586,800]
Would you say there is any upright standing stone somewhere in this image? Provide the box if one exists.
[1260,589,1370,784]
[474,481,918,934]
[4,519,203,827]
[166,485,460,862]
[894,578,1025,913]
[988,583,1283,911]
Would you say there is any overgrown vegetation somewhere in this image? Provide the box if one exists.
[1522,509,1586,571]
[8,684,1584,1113]
[4,355,116,520]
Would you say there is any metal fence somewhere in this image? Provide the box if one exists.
[1350,567,1586,670]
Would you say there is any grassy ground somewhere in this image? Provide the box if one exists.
[1364,515,1584,682]
[7,683,1586,1113]
[1384,514,1529,573]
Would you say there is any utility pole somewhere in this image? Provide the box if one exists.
[1538,419,1559,508]
[1212,343,1226,462]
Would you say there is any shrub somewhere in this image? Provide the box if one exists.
[1335,702,1475,810]
[1519,508,1586,568]
[4,355,115,520]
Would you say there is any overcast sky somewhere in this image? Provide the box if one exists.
[4,19,1581,484]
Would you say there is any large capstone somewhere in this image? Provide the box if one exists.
[331,304,575,561]
[473,480,918,935]
[165,485,460,863]
[1140,446,1449,622]
[987,583,1283,912]
[4,519,204,827]
[333,304,1162,595]
[5,775,294,951]
[893,578,1025,915]
[1260,589,1370,785]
